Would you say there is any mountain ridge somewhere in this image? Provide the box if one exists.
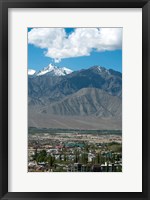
[39,87,121,118]
[28,63,73,77]
[28,65,122,130]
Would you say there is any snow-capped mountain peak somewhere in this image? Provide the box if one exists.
[43,63,55,71]
[91,66,111,75]
[36,64,73,77]
[61,67,73,75]
[28,69,36,75]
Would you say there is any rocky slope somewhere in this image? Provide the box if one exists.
[28,65,122,129]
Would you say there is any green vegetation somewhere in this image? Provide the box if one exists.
[107,142,122,152]
[31,142,122,172]
[28,127,122,135]
[28,129,122,172]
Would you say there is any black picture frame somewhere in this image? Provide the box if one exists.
[0,0,150,199]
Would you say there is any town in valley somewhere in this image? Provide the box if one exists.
[28,128,122,172]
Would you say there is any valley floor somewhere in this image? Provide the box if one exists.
[28,112,122,130]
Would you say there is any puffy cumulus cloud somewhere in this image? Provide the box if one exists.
[28,28,66,49]
[28,28,122,63]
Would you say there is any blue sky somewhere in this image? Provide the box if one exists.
[28,28,122,72]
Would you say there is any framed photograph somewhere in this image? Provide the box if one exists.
[0,0,150,199]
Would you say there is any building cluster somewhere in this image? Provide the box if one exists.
[28,132,122,172]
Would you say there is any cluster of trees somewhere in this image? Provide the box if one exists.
[107,142,122,152]
[29,127,122,135]
[33,149,55,168]
[32,142,122,170]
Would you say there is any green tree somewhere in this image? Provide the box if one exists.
[85,144,89,153]
[81,152,88,164]
[36,150,47,163]
[64,154,67,162]
[32,148,38,161]
[74,150,79,163]
[47,155,55,168]
[96,153,101,164]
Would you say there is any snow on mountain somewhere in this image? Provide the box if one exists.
[36,64,73,76]
[28,69,36,75]
[61,67,73,75]
[91,66,111,75]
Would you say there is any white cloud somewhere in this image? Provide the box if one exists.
[28,28,122,63]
